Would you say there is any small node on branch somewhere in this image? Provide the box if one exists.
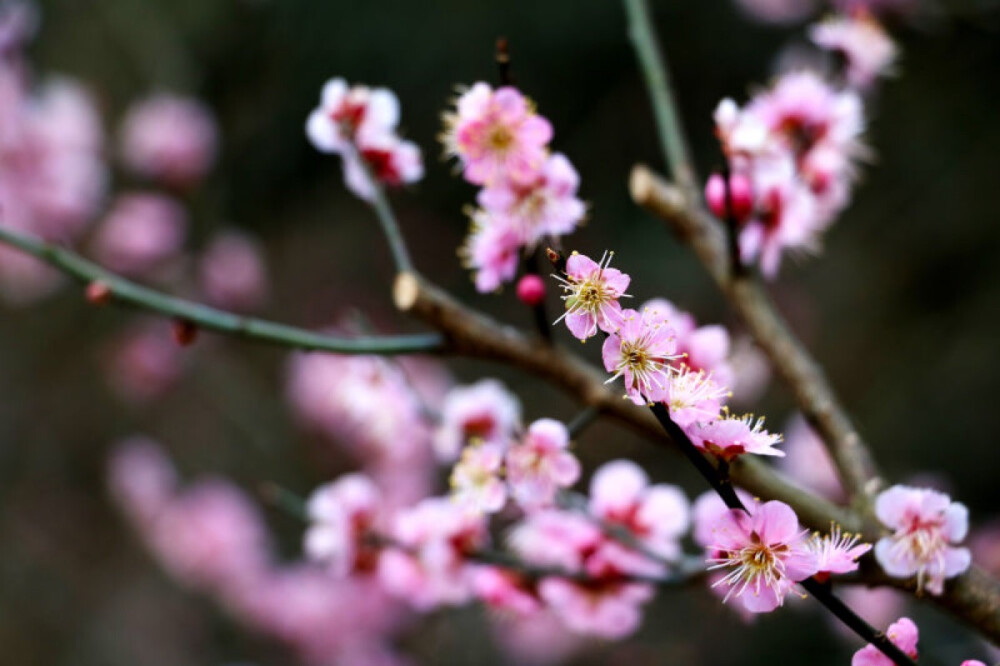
[629,164,656,206]
[516,274,546,307]
[85,280,112,306]
[393,271,420,312]
[495,37,513,86]
[171,318,198,346]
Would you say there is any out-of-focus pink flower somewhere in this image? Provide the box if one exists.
[343,132,424,201]
[810,13,898,90]
[91,193,187,277]
[808,524,871,579]
[433,379,521,461]
[537,576,653,639]
[852,617,919,666]
[304,473,384,577]
[777,414,844,500]
[442,82,552,186]
[510,509,603,573]
[0,1,37,58]
[461,209,522,293]
[198,230,268,311]
[589,459,690,562]
[107,436,178,524]
[707,500,818,613]
[491,609,583,666]
[728,336,772,404]
[472,567,541,616]
[836,587,907,638]
[687,412,783,461]
[476,152,585,245]
[450,442,507,514]
[506,418,580,511]
[120,93,218,186]
[732,0,818,24]
[556,251,630,340]
[602,308,679,405]
[105,320,185,403]
[378,497,487,610]
[873,485,971,595]
[969,519,1000,578]
[832,0,919,18]
[641,298,734,389]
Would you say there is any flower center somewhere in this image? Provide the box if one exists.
[486,124,514,152]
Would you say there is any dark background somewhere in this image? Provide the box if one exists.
[1,0,999,664]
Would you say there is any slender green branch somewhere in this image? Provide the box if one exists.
[0,225,444,355]
[622,0,698,194]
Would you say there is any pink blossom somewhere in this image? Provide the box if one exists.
[509,509,603,573]
[589,459,690,562]
[516,273,546,306]
[304,473,383,576]
[378,497,487,610]
[433,379,521,462]
[776,414,844,501]
[342,132,424,201]
[836,587,907,638]
[198,230,268,311]
[556,250,631,340]
[687,412,784,461]
[732,0,818,24]
[852,617,919,666]
[537,576,653,639]
[664,368,730,428]
[809,524,872,579]
[602,308,679,405]
[707,500,818,613]
[306,78,400,154]
[460,210,522,293]
[506,418,580,511]
[472,566,541,616]
[119,93,218,186]
[491,609,583,666]
[969,519,1000,578]
[810,14,898,90]
[476,152,585,245]
[107,436,178,524]
[442,82,553,186]
[104,320,184,403]
[91,193,187,277]
[450,442,508,514]
[641,297,734,388]
[873,485,971,595]
[727,336,772,404]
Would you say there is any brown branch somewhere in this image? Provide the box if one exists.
[628,165,883,507]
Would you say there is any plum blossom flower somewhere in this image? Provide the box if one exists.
[808,524,871,580]
[664,368,730,428]
[873,485,971,595]
[342,131,424,200]
[460,209,522,293]
[198,230,268,311]
[505,419,580,511]
[687,412,783,461]
[119,93,218,186]
[852,617,919,666]
[642,298,736,388]
[90,193,187,277]
[602,308,679,405]
[555,251,631,340]
[450,442,507,514]
[304,473,383,576]
[536,576,653,639]
[589,460,690,562]
[776,414,844,501]
[472,567,541,616]
[707,500,818,613]
[476,152,585,246]
[442,82,553,186]
[810,13,898,90]
[433,379,521,462]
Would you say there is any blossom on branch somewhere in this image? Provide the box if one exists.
[602,307,680,405]
[810,13,897,90]
[556,250,631,340]
[505,418,580,511]
[687,412,784,461]
[851,616,918,666]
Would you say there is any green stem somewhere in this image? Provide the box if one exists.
[0,225,443,356]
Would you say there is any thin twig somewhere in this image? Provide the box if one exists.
[566,405,601,438]
[0,225,444,356]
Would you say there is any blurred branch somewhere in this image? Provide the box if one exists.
[621,0,698,195]
[628,166,883,505]
[0,225,444,355]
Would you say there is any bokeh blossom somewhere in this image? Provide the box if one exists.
[851,617,918,666]
[119,93,218,186]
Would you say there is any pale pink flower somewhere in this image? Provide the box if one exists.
[537,576,653,639]
[491,609,583,666]
[642,297,736,388]
[873,485,971,595]
[589,459,690,562]
[91,193,187,277]
[442,82,552,186]
[809,524,872,579]
[836,587,907,638]
[664,368,730,428]
[433,378,521,461]
[119,93,218,186]
[107,436,178,524]
[555,250,630,340]
[728,336,772,404]
[688,412,783,461]
[198,230,268,311]
[304,473,383,577]
[776,414,844,501]
[969,519,1000,577]
[506,418,580,511]
[852,617,919,666]
[602,307,679,405]
[461,210,522,293]
[476,152,585,245]
[707,500,818,613]
[450,442,507,514]
[378,497,487,610]
[810,14,898,90]
[342,132,424,200]
[509,509,603,573]
[306,78,400,154]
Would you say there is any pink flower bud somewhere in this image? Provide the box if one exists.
[705,173,727,218]
[516,274,546,306]
[706,172,754,222]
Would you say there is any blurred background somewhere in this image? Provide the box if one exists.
[1,0,999,664]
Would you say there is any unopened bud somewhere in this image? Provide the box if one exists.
[705,172,754,223]
[85,280,112,306]
[516,274,546,307]
[171,318,198,346]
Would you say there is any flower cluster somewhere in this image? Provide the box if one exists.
[307,77,423,200]
[443,83,585,291]
[873,485,972,595]
[852,615,987,666]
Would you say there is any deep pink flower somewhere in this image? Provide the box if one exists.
[707,500,818,613]
[873,485,971,595]
[505,418,580,511]
[304,473,383,577]
[852,617,919,666]
[687,412,784,461]
[450,442,508,514]
[461,210,522,293]
[91,193,187,277]
[442,82,553,186]
[472,567,541,616]
[433,379,521,461]
[602,308,678,405]
[120,93,218,186]
[810,13,897,90]
[556,251,631,340]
